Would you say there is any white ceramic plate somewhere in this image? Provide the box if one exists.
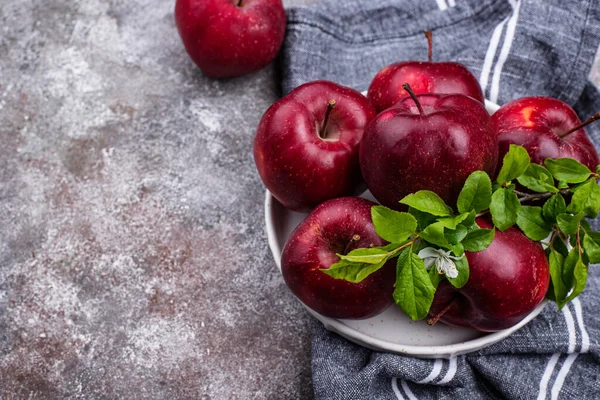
[264,100,547,358]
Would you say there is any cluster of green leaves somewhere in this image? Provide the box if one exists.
[322,177,495,321]
[489,145,600,308]
[322,144,600,320]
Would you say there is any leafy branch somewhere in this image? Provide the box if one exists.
[322,144,600,320]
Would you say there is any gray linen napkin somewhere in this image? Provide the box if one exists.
[279,0,600,398]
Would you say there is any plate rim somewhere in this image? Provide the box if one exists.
[263,99,548,358]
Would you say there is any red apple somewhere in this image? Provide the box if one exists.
[254,80,376,212]
[491,97,600,171]
[428,218,550,332]
[368,31,484,112]
[360,86,497,209]
[281,197,395,319]
[175,0,286,78]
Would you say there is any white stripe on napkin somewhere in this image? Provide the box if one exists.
[537,353,561,400]
[417,359,443,384]
[479,16,509,92]
[435,0,448,11]
[401,380,419,400]
[437,356,458,384]
[573,298,590,353]
[392,377,405,400]
[489,0,522,103]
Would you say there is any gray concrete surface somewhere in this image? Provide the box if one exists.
[0,0,316,398]
[0,0,598,399]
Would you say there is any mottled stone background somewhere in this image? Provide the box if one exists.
[0,0,317,398]
[0,0,599,399]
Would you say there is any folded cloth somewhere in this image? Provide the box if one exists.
[279,0,600,398]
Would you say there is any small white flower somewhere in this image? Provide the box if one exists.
[417,247,463,279]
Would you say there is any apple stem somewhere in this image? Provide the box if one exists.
[320,99,337,139]
[402,83,425,116]
[236,0,243,6]
[559,112,600,138]
[427,301,454,326]
[343,234,361,255]
[424,30,433,62]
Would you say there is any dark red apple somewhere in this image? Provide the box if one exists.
[360,87,497,209]
[491,97,600,171]
[428,218,550,332]
[175,0,286,78]
[281,197,395,319]
[367,31,484,112]
[254,80,376,212]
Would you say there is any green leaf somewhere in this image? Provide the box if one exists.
[393,248,436,320]
[496,144,531,185]
[490,188,521,231]
[462,228,495,252]
[516,206,552,241]
[562,248,588,305]
[545,158,592,184]
[371,206,417,243]
[596,165,600,174]
[451,242,465,257]
[517,163,558,193]
[337,247,390,264]
[437,213,471,230]
[558,180,569,189]
[447,256,469,289]
[548,249,568,308]
[428,265,443,289]
[400,191,451,217]
[553,235,570,258]
[445,225,468,245]
[566,179,600,217]
[408,207,437,230]
[420,222,451,249]
[556,212,585,235]
[542,194,566,223]
[457,171,492,213]
[322,259,387,283]
[583,231,600,264]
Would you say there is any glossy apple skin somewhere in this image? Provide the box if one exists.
[368,62,485,112]
[254,81,376,212]
[281,197,395,319]
[429,218,550,332]
[175,0,286,78]
[492,97,600,172]
[360,94,497,210]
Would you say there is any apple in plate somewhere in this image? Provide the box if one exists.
[491,97,600,171]
[428,218,550,332]
[281,197,395,319]
[254,80,376,212]
[360,85,497,209]
[368,31,484,112]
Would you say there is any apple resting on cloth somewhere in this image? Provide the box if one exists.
[428,218,550,332]
[175,0,286,78]
[254,80,376,212]
[368,31,484,112]
[360,86,497,210]
[491,97,600,171]
[281,197,395,319]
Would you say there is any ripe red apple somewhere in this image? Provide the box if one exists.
[491,97,600,171]
[175,0,286,78]
[281,197,395,319]
[428,218,550,332]
[367,31,484,112]
[360,86,497,209]
[254,80,376,212]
